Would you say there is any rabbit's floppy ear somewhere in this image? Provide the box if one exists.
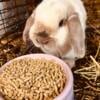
[23,12,35,43]
[67,13,86,59]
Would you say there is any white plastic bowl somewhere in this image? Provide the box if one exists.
[0,54,74,100]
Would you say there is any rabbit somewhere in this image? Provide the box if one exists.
[23,0,87,68]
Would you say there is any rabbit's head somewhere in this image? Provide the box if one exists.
[23,0,87,60]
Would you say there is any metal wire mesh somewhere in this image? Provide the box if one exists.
[0,0,41,38]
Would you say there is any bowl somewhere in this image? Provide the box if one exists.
[0,54,74,100]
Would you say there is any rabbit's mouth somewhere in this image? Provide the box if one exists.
[35,37,50,45]
[34,36,53,46]
[39,42,62,58]
[31,38,49,49]
[32,37,62,57]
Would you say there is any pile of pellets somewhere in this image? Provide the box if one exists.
[0,58,66,100]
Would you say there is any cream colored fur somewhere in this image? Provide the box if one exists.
[24,0,87,68]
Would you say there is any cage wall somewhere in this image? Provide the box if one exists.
[0,0,42,38]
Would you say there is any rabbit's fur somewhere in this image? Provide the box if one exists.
[23,0,87,68]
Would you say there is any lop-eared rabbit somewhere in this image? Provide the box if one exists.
[23,0,87,68]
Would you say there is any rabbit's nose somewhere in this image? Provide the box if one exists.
[36,32,49,44]
[37,31,48,38]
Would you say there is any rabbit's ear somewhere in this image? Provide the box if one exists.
[67,13,86,58]
[23,13,35,44]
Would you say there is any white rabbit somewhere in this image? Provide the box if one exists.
[23,0,87,68]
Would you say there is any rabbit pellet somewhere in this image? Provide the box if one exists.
[0,58,66,100]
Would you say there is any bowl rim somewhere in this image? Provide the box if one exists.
[0,53,73,100]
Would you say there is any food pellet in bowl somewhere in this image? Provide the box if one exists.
[0,58,66,100]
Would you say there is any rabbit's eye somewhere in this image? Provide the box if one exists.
[59,20,64,27]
